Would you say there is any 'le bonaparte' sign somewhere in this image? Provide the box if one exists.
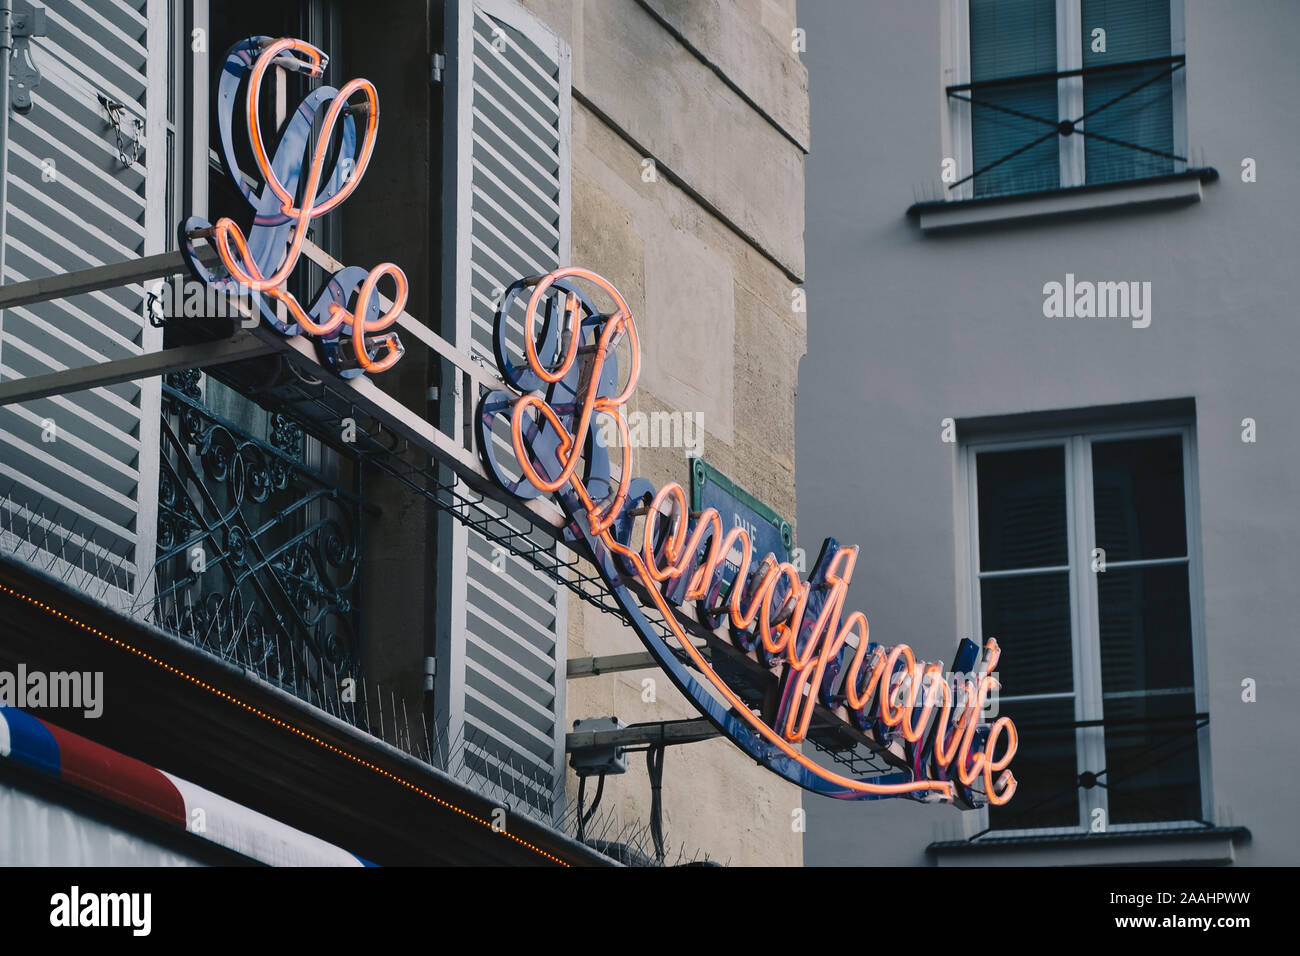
[183,36,1019,808]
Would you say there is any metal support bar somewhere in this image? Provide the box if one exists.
[0,242,560,530]
[945,54,1186,94]
[567,642,708,679]
[0,249,189,310]
[0,333,274,405]
[567,651,662,679]
[297,240,507,396]
[245,316,569,532]
[565,717,722,753]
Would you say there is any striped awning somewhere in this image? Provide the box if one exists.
[0,706,374,866]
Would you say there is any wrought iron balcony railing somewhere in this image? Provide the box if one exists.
[151,377,364,698]
[946,54,1188,197]
[970,708,1212,839]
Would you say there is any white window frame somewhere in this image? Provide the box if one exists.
[941,0,1187,201]
[955,418,1211,839]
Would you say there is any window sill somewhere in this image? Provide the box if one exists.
[927,825,1250,867]
[907,168,1218,233]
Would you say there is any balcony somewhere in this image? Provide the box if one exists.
[911,55,1218,231]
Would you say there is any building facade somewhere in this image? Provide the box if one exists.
[799,0,1296,865]
[0,0,809,867]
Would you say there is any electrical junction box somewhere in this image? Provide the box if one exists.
[569,716,628,777]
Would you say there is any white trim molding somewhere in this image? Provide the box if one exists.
[913,167,1211,231]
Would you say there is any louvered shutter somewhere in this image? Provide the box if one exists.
[0,0,167,607]
[1081,0,1173,184]
[441,0,570,823]
[968,0,1059,197]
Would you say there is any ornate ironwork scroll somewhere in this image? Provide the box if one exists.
[151,376,363,706]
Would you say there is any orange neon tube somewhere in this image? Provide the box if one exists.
[982,715,1019,804]
[500,270,979,800]
[491,266,1018,802]
[206,36,404,364]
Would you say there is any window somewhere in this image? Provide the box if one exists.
[946,0,1185,199]
[200,0,339,445]
[963,422,1208,835]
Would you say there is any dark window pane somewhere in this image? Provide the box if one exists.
[970,83,1061,198]
[981,571,1073,696]
[1102,692,1202,825]
[971,0,1057,81]
[989,697,1079,831]
[1083,67,1174,185]
[969,0,1059,198]
[1098,564,1194,695]
[1080,1,1173,184]
[1082,0,1171,66]
[978,446,1068,571]
[1092,435,1186,561]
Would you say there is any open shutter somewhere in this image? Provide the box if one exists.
[441,0,571,823]
[0,0,167,608]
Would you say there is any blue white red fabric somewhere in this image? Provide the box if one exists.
[0,706,374,866]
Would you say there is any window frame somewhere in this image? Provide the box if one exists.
[941,0,1187,202]
[956,417,1211,839]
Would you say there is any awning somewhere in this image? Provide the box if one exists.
[0,706,373,866]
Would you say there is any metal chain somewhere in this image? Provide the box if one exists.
[96,93,143,167]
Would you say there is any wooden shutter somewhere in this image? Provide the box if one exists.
[441,0,571,823]
[0,0,168,607]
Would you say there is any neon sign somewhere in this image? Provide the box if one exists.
[182,36,406,378]
[480,269,1019,805]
